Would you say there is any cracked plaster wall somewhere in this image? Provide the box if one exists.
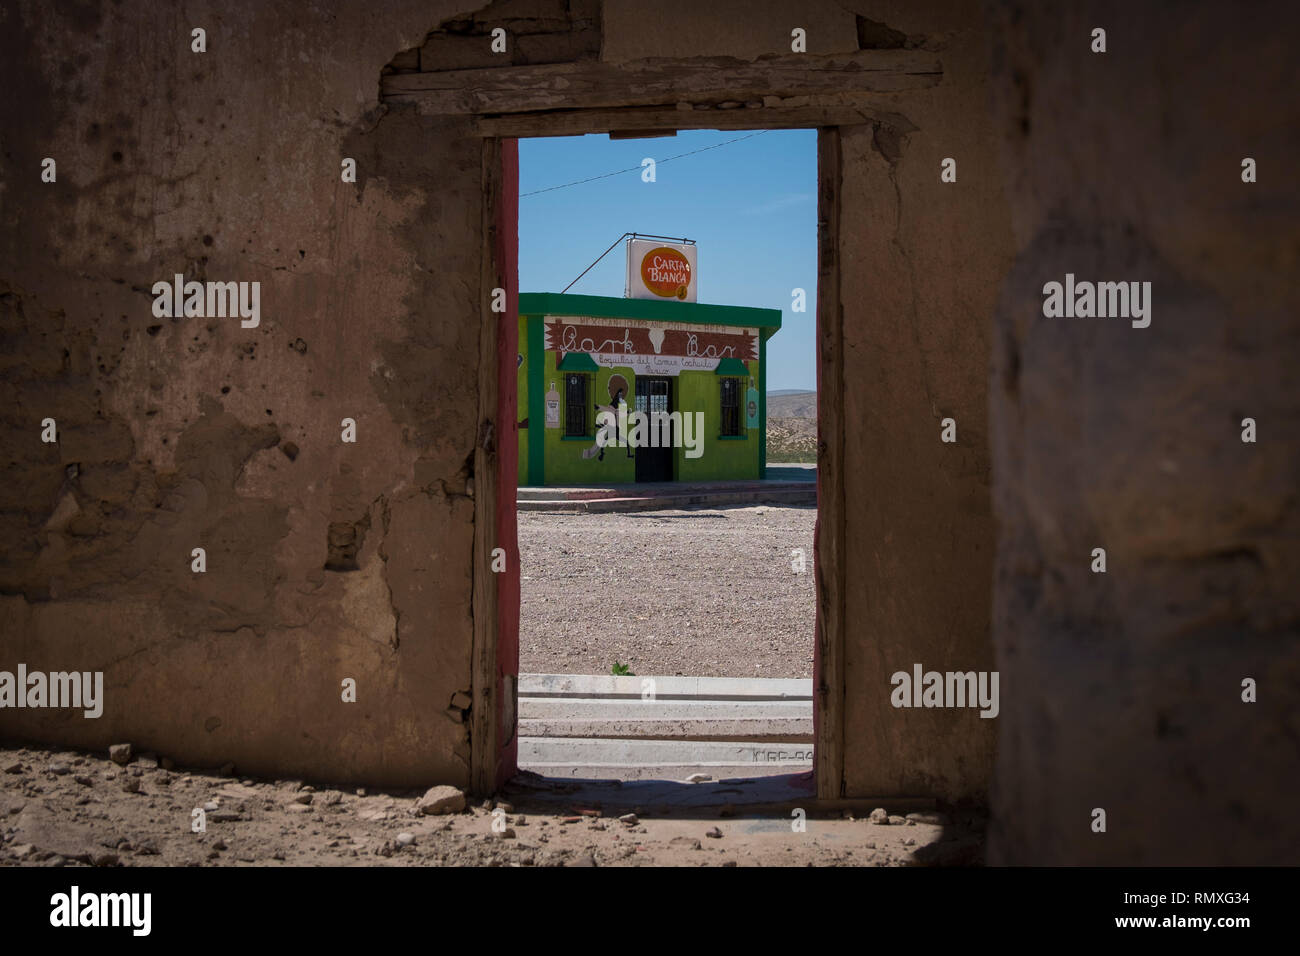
[0,0,486,785]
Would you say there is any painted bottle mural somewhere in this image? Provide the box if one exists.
[545,380,560,428]
[745,376,759,429]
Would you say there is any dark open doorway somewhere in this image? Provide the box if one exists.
[633,376,674,482]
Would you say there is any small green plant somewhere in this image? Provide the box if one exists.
[611,661,634,676]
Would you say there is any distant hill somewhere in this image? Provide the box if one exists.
[766,390,816,462]
[768,390,816,419]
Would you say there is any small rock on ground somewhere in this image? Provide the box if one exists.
[416,785,466,815]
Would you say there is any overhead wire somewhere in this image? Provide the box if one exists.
[520,129,773,198]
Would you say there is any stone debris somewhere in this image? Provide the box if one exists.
[415,785,466,816]
[685,773,712,783]
[0,740,957,868]
[108,744,132,765]
[868,808,889,825]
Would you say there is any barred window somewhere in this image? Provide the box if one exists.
[565,374,589,437]
[720,377,742,436]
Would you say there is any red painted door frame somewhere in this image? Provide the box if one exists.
[489,131,839,798]
[494,138,520,789]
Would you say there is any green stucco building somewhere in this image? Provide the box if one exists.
[517,293,782,486]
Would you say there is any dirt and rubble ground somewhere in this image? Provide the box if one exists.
[0,742,984,867]
[519,505,816,678]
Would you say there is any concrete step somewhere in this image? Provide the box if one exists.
[518,716,812,741]
[518,697,811,719]
[517,488,816,512]
[517,479,814,501]
[519,696,813,740]
[517,736,814,781]
[518,673,812,701]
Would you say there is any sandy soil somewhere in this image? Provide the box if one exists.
[0,743,984,867]
[519,505,817,678]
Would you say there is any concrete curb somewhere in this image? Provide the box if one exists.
[517,488,817,512]
[518,673,812,700]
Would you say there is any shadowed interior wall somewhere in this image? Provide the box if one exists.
[984,1,1300,864]
[0,1,489,785]
[835,0,1012,802]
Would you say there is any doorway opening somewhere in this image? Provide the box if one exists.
[633,376,673,482]
[508,129,820,806]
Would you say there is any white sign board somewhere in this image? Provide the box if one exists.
[626,239,697,302]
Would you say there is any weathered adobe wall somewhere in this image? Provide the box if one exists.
[833,1,1012,803]
[985,2,1300,863]
[0,0,491,785]
[2,0,1012,803]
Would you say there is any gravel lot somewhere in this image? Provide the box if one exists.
[519,505,817,678]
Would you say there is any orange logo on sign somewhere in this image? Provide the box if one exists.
[640,247,692,299]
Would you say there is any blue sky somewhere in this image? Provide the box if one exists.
[518,129,817,392]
